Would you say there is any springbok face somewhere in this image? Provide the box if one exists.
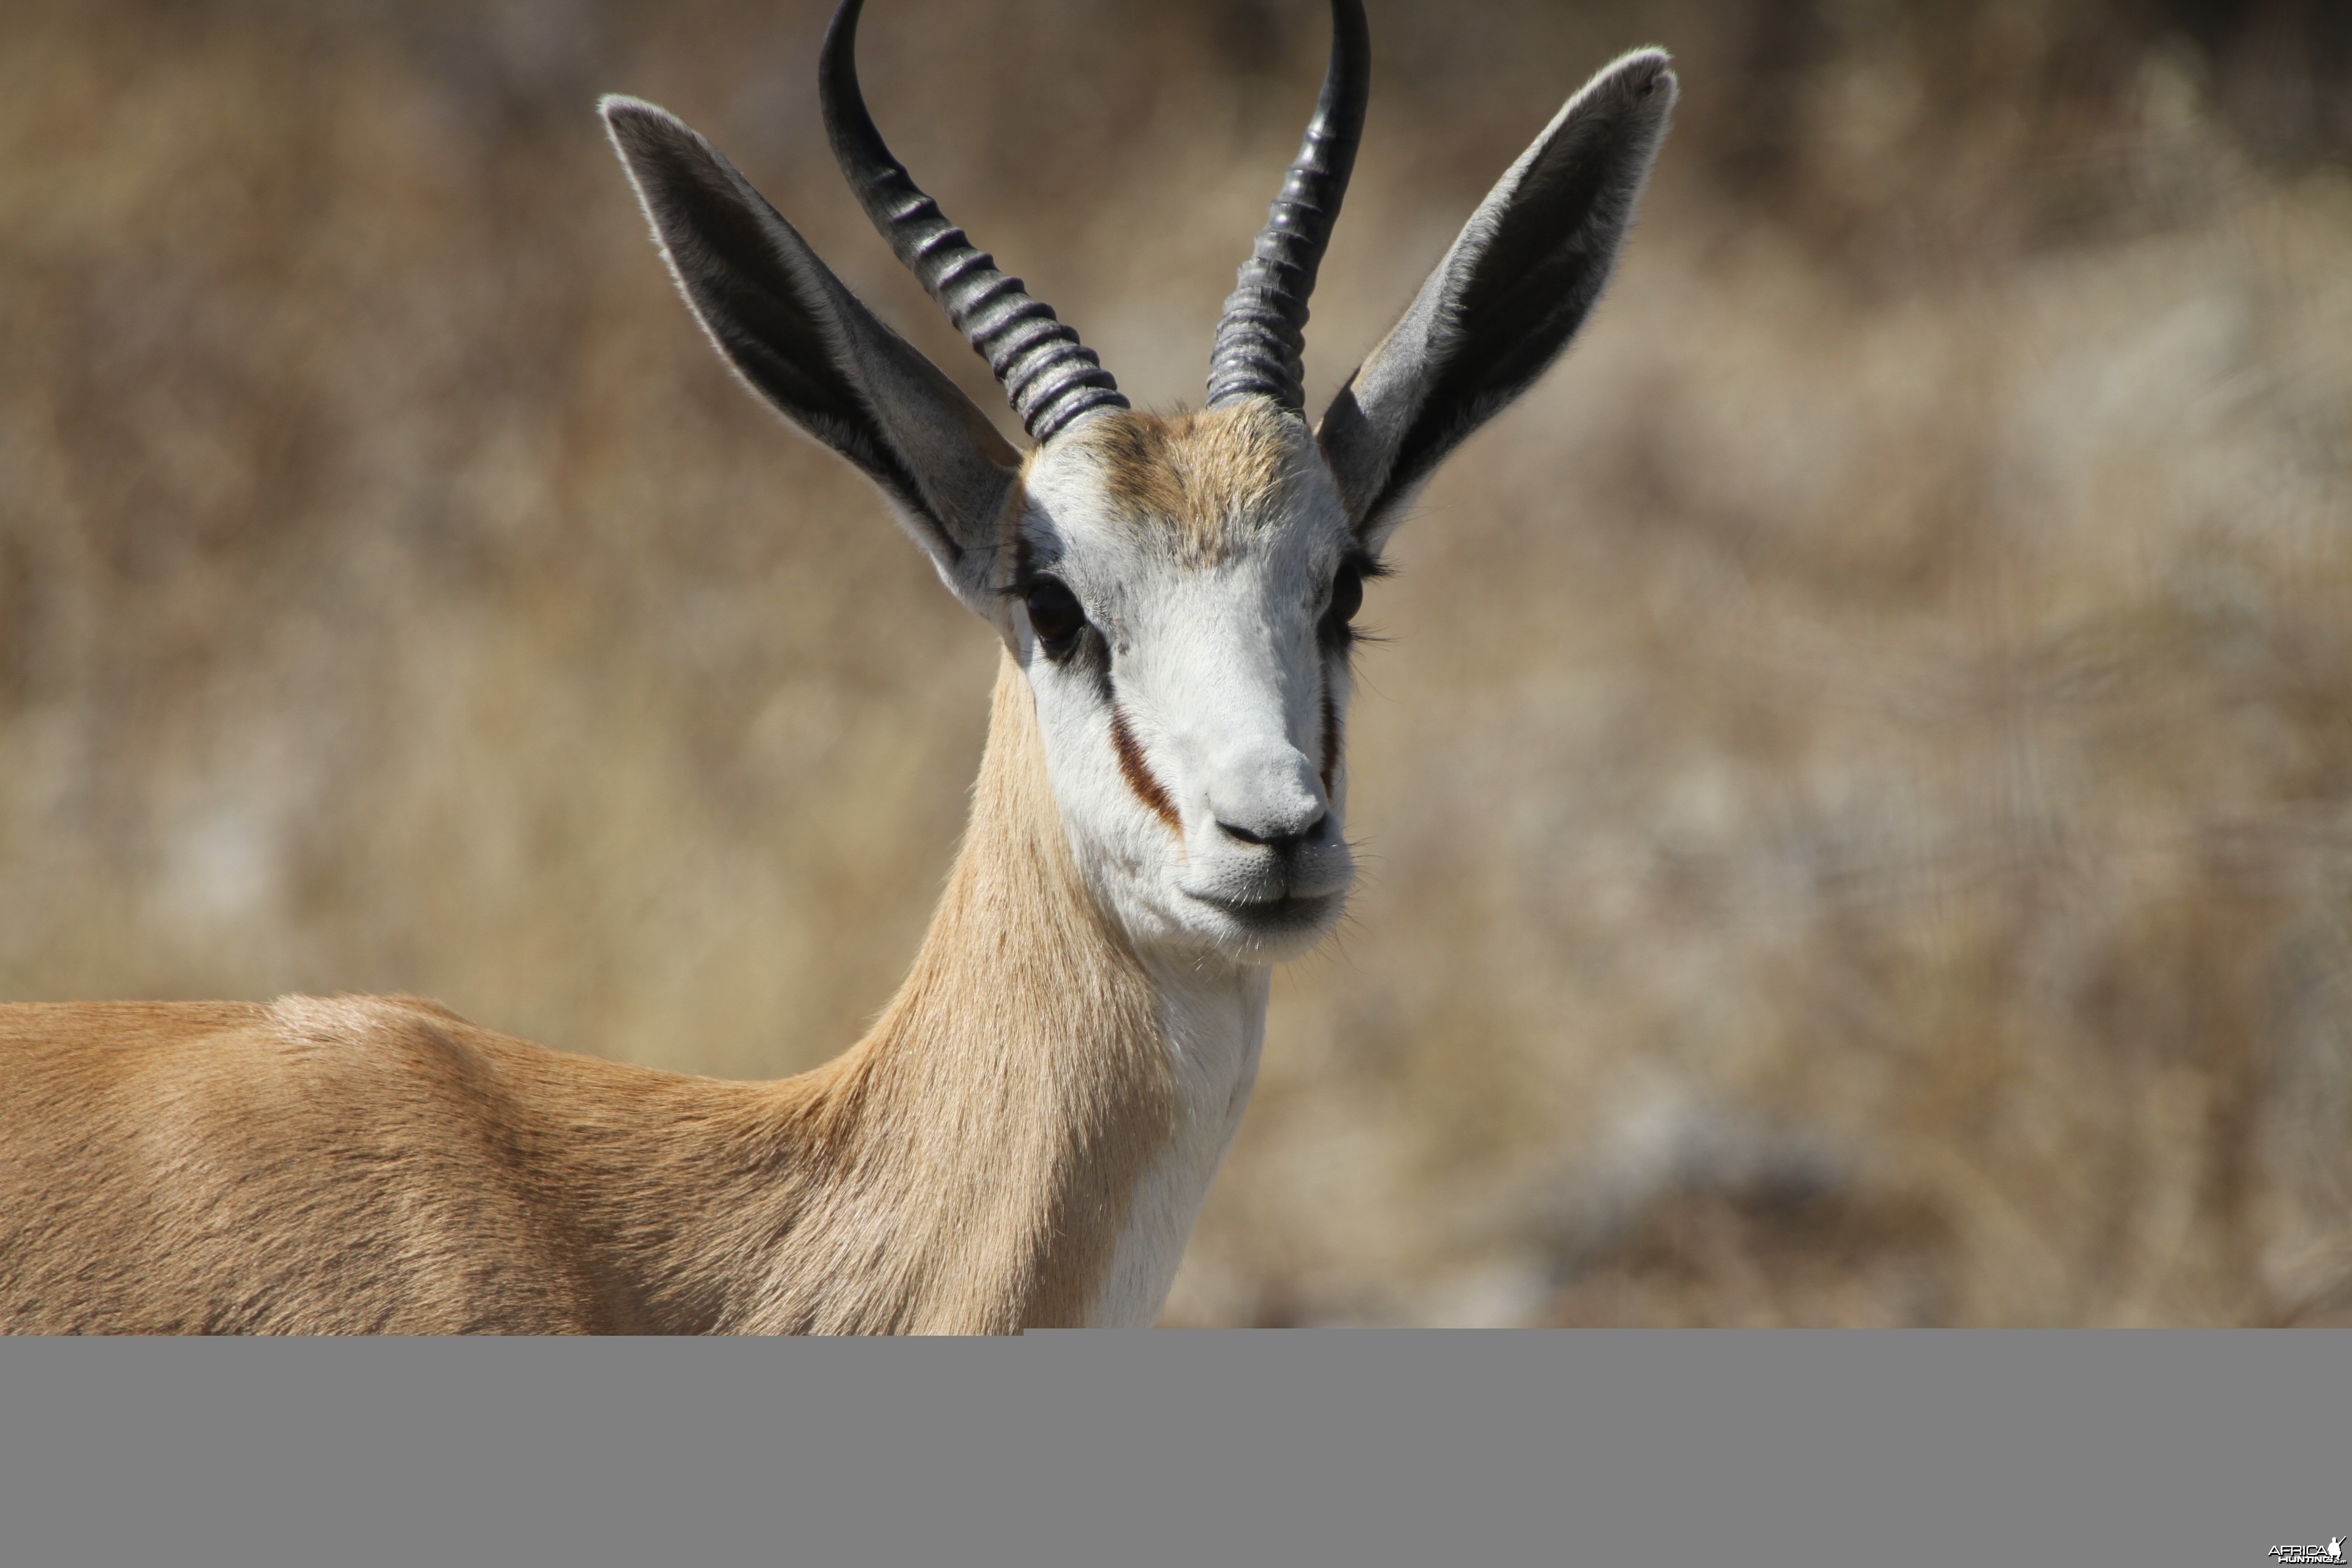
[604,0,1675,965]
[1013,405,1362,960]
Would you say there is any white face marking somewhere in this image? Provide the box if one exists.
[1009,408,1363,967]
[1087,959,1269,1327]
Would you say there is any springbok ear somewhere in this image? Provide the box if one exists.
[603,96,1019,612]
[1317,50,1675,548]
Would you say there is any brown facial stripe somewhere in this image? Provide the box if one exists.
[1109,706,1179,830]
[1319,676,1342,801]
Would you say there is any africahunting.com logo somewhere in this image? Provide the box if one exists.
[2269,1539,2344,1564]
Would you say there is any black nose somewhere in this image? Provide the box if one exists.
[1216,812,1328,856]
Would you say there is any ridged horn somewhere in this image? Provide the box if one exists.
[1205,0,1371,412]
[819,0,1127,444]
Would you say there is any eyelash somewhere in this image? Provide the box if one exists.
[1321,553,1388,653]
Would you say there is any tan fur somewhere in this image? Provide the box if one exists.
[1075,403,1296,564]
[997,470,1030,563]
[0,655,1174,1335]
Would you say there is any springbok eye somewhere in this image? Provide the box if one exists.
[1327,562,1365,627]
[1024,577,1086,650]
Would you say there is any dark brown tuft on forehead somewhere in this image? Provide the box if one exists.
[1074,402,1296,565]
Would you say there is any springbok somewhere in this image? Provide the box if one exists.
[0,0,1673,1333]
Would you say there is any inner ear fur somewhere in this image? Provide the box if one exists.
[1318,49,1676,547]
[603,96,1018,607]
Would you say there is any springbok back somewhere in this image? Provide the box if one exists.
[0,0,1674,1334]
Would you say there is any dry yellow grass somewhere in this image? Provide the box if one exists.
[4,0,2348,1325]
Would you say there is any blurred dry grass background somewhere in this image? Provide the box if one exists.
[4,0,2350,1325]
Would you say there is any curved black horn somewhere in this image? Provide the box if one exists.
[820,0,1127,443]
[1205,0,1371,412]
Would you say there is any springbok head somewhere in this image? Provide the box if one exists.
[603,0,1675,965]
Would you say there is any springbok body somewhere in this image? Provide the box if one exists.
[0,0,1673,1333]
